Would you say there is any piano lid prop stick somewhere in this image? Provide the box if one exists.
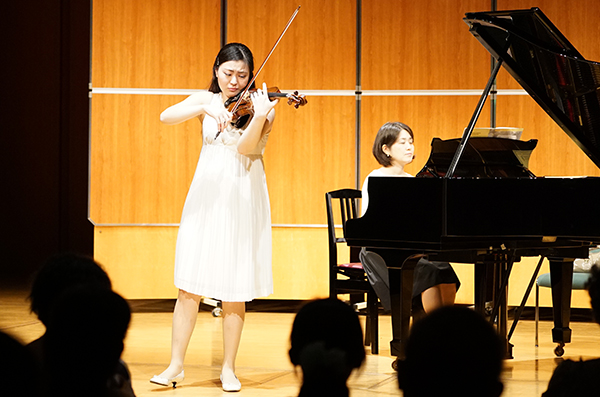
[446,58,503,178]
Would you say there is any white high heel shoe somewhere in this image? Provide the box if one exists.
[220,373,241,392]
[150,370,184,388]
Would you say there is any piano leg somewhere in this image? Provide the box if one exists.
[386,253,423,359]
[548,257,574,355]
[474,254,514,359]
[497,256,513,359]
[474,262,493,315]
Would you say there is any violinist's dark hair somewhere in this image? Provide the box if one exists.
[289,298,365,397]
[208,42,256,93]
[372,122,414,167]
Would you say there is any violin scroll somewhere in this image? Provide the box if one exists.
[287,91,307,108]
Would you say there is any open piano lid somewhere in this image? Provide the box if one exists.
[463,8,600,168]
[417,136,538,178]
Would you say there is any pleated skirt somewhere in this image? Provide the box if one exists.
[173,144,273,302]
[412,259,461,314]
[413,259,461,298]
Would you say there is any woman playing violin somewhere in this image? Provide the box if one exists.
[150,42,278,392]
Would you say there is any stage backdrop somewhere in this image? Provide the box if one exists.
[91,0,600,309]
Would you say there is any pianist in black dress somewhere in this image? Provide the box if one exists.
[360,121,461,314]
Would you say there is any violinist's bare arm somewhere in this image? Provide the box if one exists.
[237,83,278,155]
[160,91,231,129]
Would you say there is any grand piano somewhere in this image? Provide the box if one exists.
[345,7,600,360]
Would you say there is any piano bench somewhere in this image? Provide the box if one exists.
[338,262,363,269]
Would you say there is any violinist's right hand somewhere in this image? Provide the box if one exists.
[204,105,233,133]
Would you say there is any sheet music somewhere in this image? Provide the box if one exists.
[471,127,523,140]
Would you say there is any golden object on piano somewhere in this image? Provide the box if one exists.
[471,127,523,140]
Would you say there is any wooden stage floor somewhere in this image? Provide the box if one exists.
[2,289,599,397]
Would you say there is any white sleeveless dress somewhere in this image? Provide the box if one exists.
[173,93,273,302]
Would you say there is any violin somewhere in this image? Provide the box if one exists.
[224,87,308,129]
[214,6,305,137]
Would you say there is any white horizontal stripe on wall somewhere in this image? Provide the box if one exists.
[90,87,528,96]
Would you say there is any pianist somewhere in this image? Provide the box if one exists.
[360,122,461,315]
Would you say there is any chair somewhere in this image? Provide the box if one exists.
[535,271,591,355]
[326,189,379,354]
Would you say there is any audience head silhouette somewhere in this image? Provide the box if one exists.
[29,252,112,326]
[43,286,131,397]
[289,298,366,397]
[398,306,504,397]
[0,331,42,397]
[587,264,600,323]
[542,263,600,397]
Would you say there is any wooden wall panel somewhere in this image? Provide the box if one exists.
[265,96,356,225]
[95,226,591,307]
[228,0,357,224]
[271,227,331,300]
[94,226,179,299]
[90,94,355,225]
[92,0,220,88]
[95,226,331,300]
[362,0,491,90]
[360,96,491,183]
[91,0,600,301]
[90,94,202,224]
[226,0,356,90]
[496,95,600,176]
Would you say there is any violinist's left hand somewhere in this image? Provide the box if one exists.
[236,82,277,155]
[250,83,279,118]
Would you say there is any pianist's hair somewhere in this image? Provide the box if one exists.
[372,122,414,167]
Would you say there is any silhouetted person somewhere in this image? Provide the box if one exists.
[27,253,134,396]
[289,298,366,397]
[0,331,42,397]
[43,286,133,397]
[27,252,112,360]
[397,306,504,397]
[543,264,600,397]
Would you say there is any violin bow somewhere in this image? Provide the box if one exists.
[228,5,301,116]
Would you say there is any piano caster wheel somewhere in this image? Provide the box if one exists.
[212,307,223,317]
[554,343,565,357]
[391,359,399,371]
[484,301,493,317]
